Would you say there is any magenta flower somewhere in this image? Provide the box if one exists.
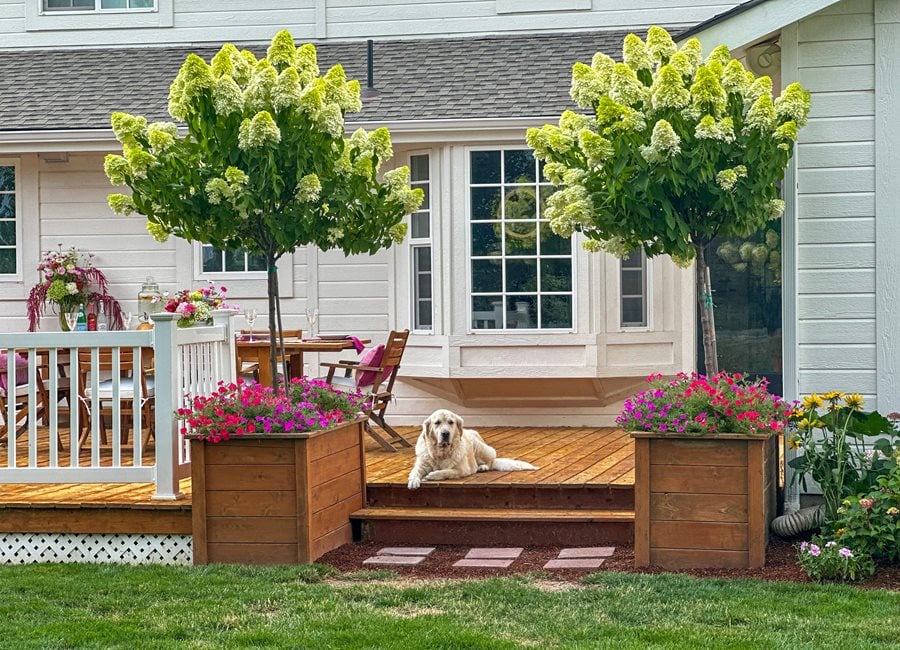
[808,544,821,557]
[839,548,853,558]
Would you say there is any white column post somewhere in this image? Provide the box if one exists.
[212,308,237,385]
[151,312,184,500]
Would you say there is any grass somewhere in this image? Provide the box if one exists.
[0,564,897,649]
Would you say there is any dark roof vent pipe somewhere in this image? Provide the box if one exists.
[361,39,379,99]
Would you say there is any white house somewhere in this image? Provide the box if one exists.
[0,0,894,427]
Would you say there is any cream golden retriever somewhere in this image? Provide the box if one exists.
[407,409,538,489]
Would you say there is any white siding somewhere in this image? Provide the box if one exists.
[0,0,740,49]
[792,0,878,404]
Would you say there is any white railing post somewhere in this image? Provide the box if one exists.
[212,308,237,385]
[151,312,184,500]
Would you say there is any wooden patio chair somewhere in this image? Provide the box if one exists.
[321,329,412,452]
[76,346,155,448]
[236,328,302,381]
[0,352,48,447]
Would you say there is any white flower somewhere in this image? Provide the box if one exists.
[640,120,681,163]
[66,282,78,295]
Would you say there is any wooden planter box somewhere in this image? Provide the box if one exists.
[632,432,778,569]
[189,419,366,565]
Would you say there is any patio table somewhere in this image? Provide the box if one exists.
[235,336,370,387]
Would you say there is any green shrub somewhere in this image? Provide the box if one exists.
[833,466,900,564]
[797,535,875,583]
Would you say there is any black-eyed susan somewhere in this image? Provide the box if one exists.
[844,393,864,411]
[822,390,845,403]
[801,393,823,409]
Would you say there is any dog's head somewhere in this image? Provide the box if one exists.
[422,409,464,450]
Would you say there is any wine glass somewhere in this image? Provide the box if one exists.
[243,308,258,341]
[304,307,319,335]
[63,309,79,332]
[122,312,133,330]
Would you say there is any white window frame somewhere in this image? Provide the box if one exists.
[619,250,651,330]
[27,0,172,30]
[42,0,156,12]
[199,244,269,275]
[466,145,576,333]
[408,151,434,334]
[175,240,294,300]
[0,159,22,281]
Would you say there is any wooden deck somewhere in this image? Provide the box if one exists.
[0,426,635,545]
[365,425,634,487]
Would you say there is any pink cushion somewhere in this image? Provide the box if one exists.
[354,344,385,388]
[0,352,29,395]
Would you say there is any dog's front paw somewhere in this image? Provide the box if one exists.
[407,475,421,490]
[477,464,490,472]
[424,470,449,482]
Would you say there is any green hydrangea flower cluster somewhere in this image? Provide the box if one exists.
[526,25,811,261]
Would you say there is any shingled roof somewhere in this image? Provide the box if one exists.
[0,30,632,132]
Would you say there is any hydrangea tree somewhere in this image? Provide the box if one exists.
[527,26,810,375]
[105,31,422,386]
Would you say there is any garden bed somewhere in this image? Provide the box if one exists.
[317,539,900,591]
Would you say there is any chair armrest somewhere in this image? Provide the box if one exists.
[320,360,360,369]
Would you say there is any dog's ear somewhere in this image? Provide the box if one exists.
[421,416,432,441]
[455,414,464,433]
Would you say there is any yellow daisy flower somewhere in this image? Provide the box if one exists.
[844,393,864,411]
[787,435,801,450]
[801,393,823,409]
[823,390,845,403]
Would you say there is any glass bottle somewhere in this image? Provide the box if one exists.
[97,302,108,331]
[75,304,87,332]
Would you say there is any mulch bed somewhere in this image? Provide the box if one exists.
[318,538,900,590]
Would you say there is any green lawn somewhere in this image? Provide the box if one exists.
[0,564,897,649]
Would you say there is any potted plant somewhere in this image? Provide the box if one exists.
[180,377,369,565]
[163,282,233,327]
[26,245,124,331]
[617,372,791,569]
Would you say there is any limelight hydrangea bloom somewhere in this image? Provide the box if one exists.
[243,62,277,113]
[689,65,727,117]
[650,64,690,110]
[111,112,147,144]
[768,199,786,220]
[146,221,171,243]
[640,120,681,163]
[238,111,282,149]
[317,103,344,139]
[715,165,747,192]
[746,76,773,106]
[721,59,749,96]
[609,63,647,106]
[266,29,297,69]
[695,115,735,143]
[745,94,777,132]
[147,122,178,153]
[213,75,244,116]
[124,147,156,180]
[775,82,812,126]
[295,43,320,86]
[295,173,322,202]
[104,154,130,185]
[623,33,653,72]
[108,193,135,215]
[570,62,607,109]
[646,25,677,63]
[579,130,614,166]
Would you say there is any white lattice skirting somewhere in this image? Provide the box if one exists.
[0,533,193,565]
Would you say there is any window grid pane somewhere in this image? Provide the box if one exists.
[620,252,647,327]
[409,154,433,331]
[0,165,15,275]
[202,244,266,274]
[45,0,155,9]
[470,149,573,330]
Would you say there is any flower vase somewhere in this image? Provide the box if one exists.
[58,311,70,332]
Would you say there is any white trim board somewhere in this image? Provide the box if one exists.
[678,0,845,51]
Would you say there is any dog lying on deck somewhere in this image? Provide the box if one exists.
[407,409,538,490]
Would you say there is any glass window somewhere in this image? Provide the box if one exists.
[620,251,647,327]
[44,0,154,10]
[409,154,433,332]
[0,165,17,275]
[201,245,267,274]
[469,148,573,330]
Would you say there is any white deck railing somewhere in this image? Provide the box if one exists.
[0,309,236,499]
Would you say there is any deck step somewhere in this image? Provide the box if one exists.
[351,507,634,546]
[366,483,634,510]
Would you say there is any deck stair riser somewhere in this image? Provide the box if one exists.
[366,484,634,510]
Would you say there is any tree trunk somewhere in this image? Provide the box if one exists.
[266,255,279,390]
[694,243,719,376]
[272,259,290,383]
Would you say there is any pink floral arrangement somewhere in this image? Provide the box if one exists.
[163,281,233,327]
[26,245,123,331]
[616,371,791,436]
[177,377,367,443]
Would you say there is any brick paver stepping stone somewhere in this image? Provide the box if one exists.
[558,547,615,559]
[377,547,436,556]
[465,547,523,559]
[453,558,515,568]
[363,555,426,566]
[544,558,606,569]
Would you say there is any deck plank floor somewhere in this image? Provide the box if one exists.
[0,425,633,509]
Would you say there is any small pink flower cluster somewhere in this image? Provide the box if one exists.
[616,371,791,436]
[177,377,367,443]
[163,281,233,327]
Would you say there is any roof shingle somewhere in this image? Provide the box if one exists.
[0,30,632,132]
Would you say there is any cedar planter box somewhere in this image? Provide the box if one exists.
[188,419,366,565]
[632,432,778,569]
